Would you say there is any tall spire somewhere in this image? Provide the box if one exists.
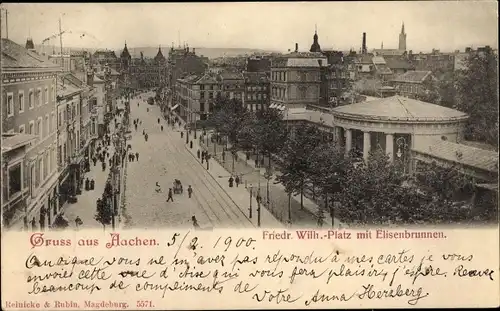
[310,24,321,52]
[398,22,407,51]
[381,41,383,49]
[401,22,405,34]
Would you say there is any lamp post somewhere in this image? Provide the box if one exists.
[249,185,253,219]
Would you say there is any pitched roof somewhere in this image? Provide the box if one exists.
[385,57,414,70]
[1,38,60,70]
[196,73,219,84]
[243,72,269,83]
[220,72,244,80]
[355,54,374,64]
[332,95,469,121]
[392,70,432,83]
[57,82,82,98]
[412,139,499,173]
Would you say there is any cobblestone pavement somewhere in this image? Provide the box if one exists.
[123,94,253,229]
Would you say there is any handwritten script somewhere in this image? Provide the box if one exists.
[2,229,498,309]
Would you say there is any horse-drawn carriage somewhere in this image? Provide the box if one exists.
[173,179,183,194]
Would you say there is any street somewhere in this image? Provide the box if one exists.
[122,92,254,229]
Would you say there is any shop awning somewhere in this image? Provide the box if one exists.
[170,104,179,111]
[269,103,276,109]
[278,105,286,111]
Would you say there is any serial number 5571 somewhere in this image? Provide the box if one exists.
[137,300,154,308]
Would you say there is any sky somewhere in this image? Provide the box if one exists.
[1,2,498,53]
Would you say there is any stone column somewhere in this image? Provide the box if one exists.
[345,128,352,156]
[363,131,371,162]
[333,127,340,144]
[386,133,394,162]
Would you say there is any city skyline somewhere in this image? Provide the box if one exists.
[1,2,498,53]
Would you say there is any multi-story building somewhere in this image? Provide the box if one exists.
[1,38,60,230]
[243,72,269,111]
[246,56,271,73]
[92,49,120,71]
[270,49,327,110]
[220,72,244,101]
[390,70,435,99]
[56,73,85,207]
[168,46,208,102]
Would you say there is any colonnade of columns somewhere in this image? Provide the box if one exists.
[340,128,395,163]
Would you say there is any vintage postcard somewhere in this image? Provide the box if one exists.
[1,1,499,310]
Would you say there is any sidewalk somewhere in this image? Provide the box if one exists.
[63,119,124,230]
[184,137,283,228]
[198,132,346,229]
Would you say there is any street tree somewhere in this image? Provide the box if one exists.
[336,149,419,225]
[454,48,498,148]
[211,96,249,148]
[309,142,351,227]
[276,123,323,210]
[94,181,114,231]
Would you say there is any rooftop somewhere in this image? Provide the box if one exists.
[384,57,415,70]
[243,72,269,83]
[1,38,60,70]
[332,96,469,122]
[392,70,432,83]
[220,72,244,80]
[412,139,499,173]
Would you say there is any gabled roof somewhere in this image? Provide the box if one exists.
[355,54,374,64]
[220,72,244,80]
[385,57,414,70]
[412,139,499,173]
[243,72,269,83]
[392,70,432,83]
[332,95,468,122]
[120,44,131,59]
[195,73,219,84]
[57,82,82,98]
[1,38,60,70]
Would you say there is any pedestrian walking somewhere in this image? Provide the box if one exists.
[135,152,139,161]
[235,175,240,187]
[191,216,200,229]
[145,134,149,142]
[190,141,193,149]
[197,149,201,159]
[102,161,106,171]
[181,132,184,138]
[92,157,97,166]
[254,158,259,168]
[30,217,37,231]
[143,129,145,136]
[166,188,174,202]
[158,118,160,124]
[229,176,234,188]
[187,185,193,198]
[161,125,164,131]
[222,151,226,162]
[75,216,83,229]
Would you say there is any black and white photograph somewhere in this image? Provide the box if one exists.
[1,2,498,232]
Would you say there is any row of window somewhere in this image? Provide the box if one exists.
[7,144,57,200]
[272,71,287,82]
[199,85,219,91]
[246,86,268,92]
[6,86,55,117]
[29,146,57,199]
[246,93,267,101]
[272,87,287,99]
[17,112,57,141]
[395,83,421,94]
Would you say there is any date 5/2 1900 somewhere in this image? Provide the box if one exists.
[137,300,154,308]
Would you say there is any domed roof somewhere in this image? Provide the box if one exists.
[332,96,468,122]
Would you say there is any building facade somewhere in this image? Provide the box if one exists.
[270,51,327,110]
[243,72,269,111]
[391,70,434,99]
[1,38,60,230]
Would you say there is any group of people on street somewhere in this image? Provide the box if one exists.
[228,175,241,188]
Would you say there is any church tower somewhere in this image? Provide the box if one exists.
[398,22,407,51]
[309,25,321,53]
[120,41,132,71]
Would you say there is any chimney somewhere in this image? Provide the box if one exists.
[295,43,298,52]
[193,48,196,54]
[362,33,367,54]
